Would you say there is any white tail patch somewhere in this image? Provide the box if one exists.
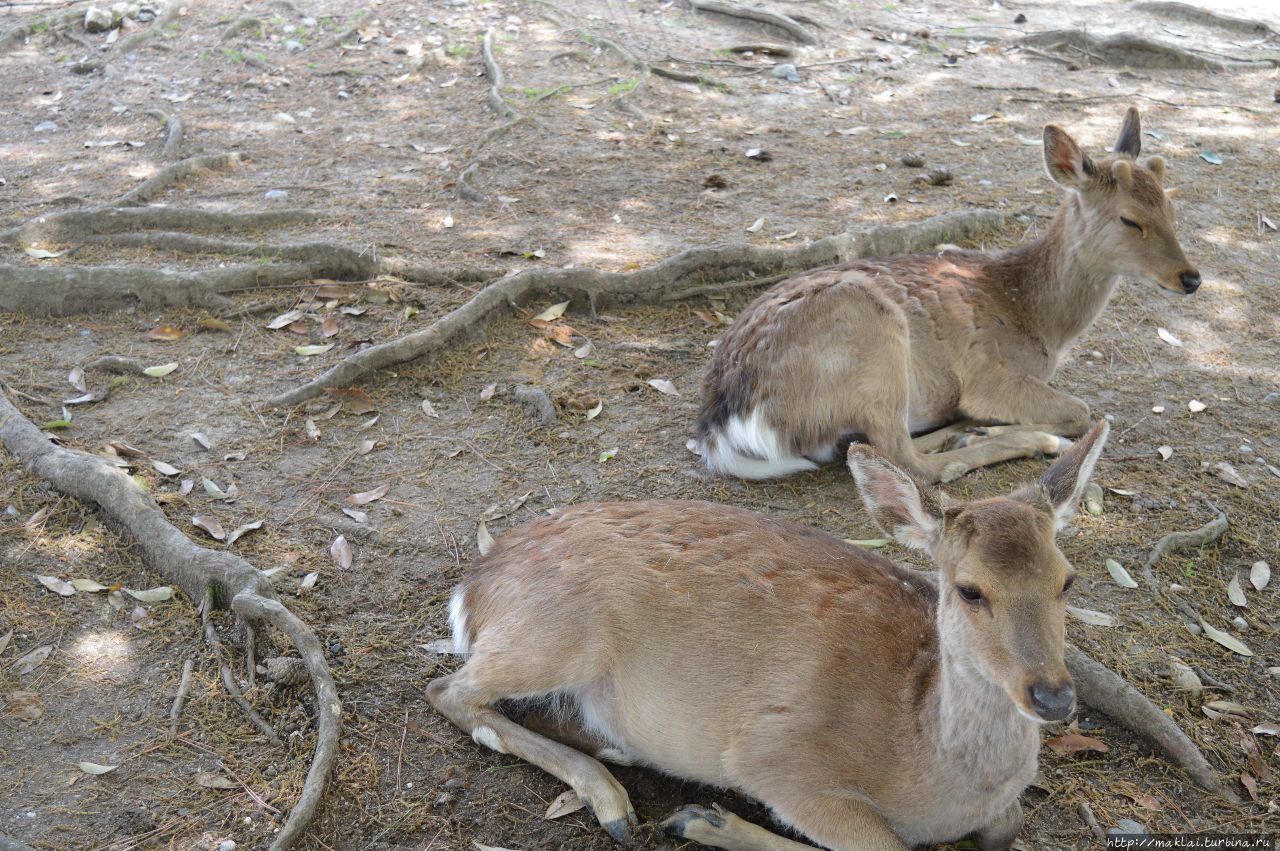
[701,408,818,480]
[448,587,472,655]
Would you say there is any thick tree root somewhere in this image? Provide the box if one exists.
[269,208,1006,406]
[687,0,819,45]
[69,0,181,75]
[1020,29,1224,70]
[145,109,185,159]
[3,205,322,246]
[113,152,243,207]
[0,3,89,55]
[1065,646,1236,802]
[0,389,342,851]
[1132,2,1279,39]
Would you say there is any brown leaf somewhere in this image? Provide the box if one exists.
[324,387,378,415]
[347,482,390,505]
[147,325,186,341]
[194,770,237,790]
[191,514,226,541]
[543,789,585,820]
[197,318,234,334]
[37,575,76,597]
[1239,730,1276,784]
[1045,734,1109,756]
[5,690,44,721]
[1241,771,1258,802]
[321,315,339,338]
[24,506,51,528]
[694,309,719,326]
[547,324,577,347]
[330,534,353,569]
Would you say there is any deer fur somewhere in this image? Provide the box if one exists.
[696,108,1197,483]
[426,422,1111,851]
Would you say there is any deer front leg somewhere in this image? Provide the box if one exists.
[973,799,1023,851]
[664,798,908,851]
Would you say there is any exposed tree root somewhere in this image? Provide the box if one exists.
[455,28,526,201]
[113,152,242,207]
[221,15,263,41]
[1065,646,1236,802]
[2,206,323,246]
[0,389,342,851]
[167,657,195,737]
[583,35,650,121]
[0,2,87,55]
[687,0,819,45]
[268,208,1006,407]
[69,0,181,74]
[1143,510,1229,585]
[1020,29,1224,70]
[144,108,184,159]
[1133,2,1279,39]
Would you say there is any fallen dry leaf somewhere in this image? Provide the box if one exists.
[1045,734,1109,756]
[147,325,185,341]
[347,482,390,505]
[194,771,237,790]
[191,514,226,541]
[330,534,354,569]
[325,387,378,414]
[5,690,44,721]
[532,300,570,322]
[479,383,497,402]
[12,645,52,675]
[647,378,680,396]
[36,575,76,597]
[543,789,585,820]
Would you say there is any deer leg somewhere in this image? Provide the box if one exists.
[427,669,638,843]
[973,799,1023,851]
[911,419,983,453]
[665,797,909,851]
[959,373,1092,438]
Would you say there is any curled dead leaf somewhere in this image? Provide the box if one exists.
[347,482,390,505]
[191,514,226,541]
[36,575,76,597]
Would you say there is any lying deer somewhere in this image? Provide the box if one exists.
[696,108,1196,482]
[427,420,1110,850]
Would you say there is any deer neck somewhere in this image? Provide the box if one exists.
[925,607,1039,786]
[996,194,1121,354]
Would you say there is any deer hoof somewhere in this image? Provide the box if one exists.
[600,810,639,845]
[662,804,726,837]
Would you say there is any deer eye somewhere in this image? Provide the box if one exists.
[956,585,984,605]
[1120,216,1144,233]
[1061,575,1076,596]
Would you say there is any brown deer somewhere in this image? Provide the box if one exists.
[696,108,1196,483]
[426,421,1110,850]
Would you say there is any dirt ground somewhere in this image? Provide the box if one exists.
[1,0,1278,848]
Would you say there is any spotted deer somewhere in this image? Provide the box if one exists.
[426,421,1110,850]
[696,108,1196,483]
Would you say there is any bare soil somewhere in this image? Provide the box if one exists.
[1,0,1278,849]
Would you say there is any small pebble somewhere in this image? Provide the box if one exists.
[1263,391,1280,407]
[264,189,289,201]
[901,153,925,168]
[285,39,303,52]
[33,121,57,133]
[1233,616,1248,629]
[337,90,350,99]
[301,16,317,26]
[218,841,237,851]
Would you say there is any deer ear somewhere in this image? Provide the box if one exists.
[1146,156,1166,183]
[1038,420,1110,530]
[848,447,941,550]
[1113,106,1142,158]
[1044,125,1095,187]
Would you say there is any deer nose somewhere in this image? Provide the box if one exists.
[1179,270,1201,293]
[1029,681,1075,722]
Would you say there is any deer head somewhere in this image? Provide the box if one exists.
[1044,108,1200,295]
[848,421,1110,722]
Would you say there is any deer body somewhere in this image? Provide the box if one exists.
[696,109,1197,483]
[427,423,1111,850]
